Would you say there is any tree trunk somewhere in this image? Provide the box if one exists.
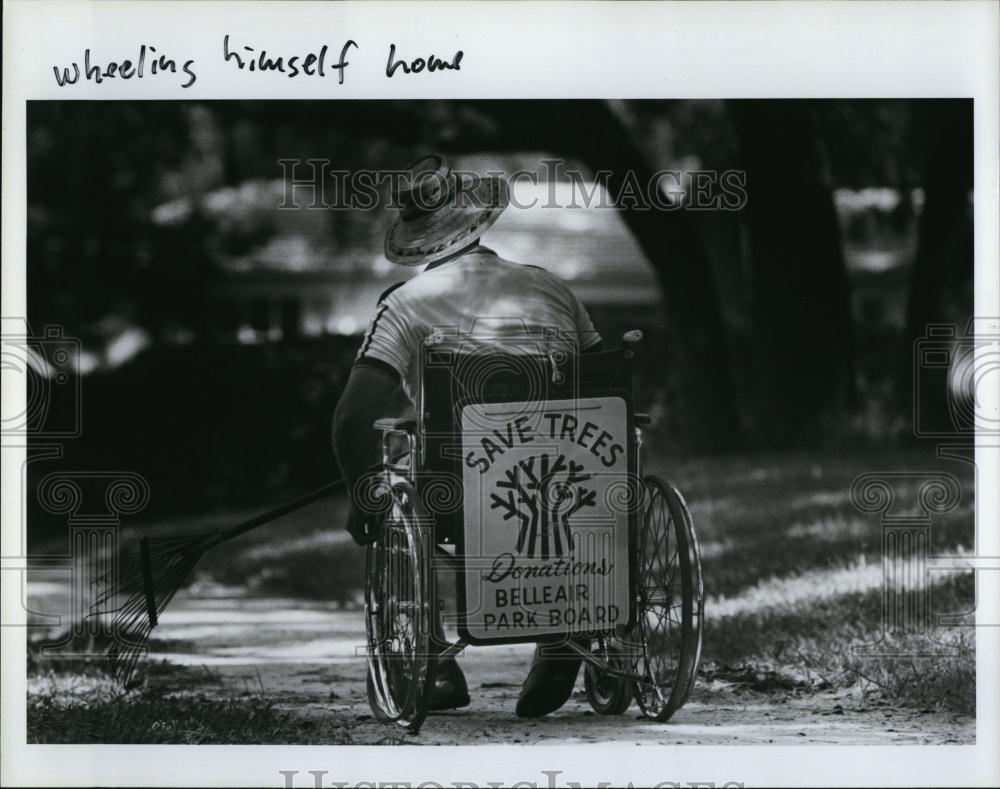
[901,100,974,422]
[549,101,745,451]
[728,100,855,445]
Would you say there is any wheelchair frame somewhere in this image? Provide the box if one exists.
[364,332,704,732]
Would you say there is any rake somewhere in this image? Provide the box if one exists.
[93,477,349,688]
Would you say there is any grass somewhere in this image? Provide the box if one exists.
[28,692,292,745]
[700,568,976,714]
[663,447,976,715]
[27,683,403,745]
[25,641,283,744]
[26,446,977,740]
[844,634,976,714]
[25,641,392,744]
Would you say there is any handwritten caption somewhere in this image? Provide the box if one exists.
[52,37,463,89]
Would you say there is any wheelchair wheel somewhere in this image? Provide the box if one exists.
[631,476,704,721]
[584,637,633,715]
[364,481,436,732]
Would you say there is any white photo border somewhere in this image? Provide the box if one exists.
[2,1,998,787]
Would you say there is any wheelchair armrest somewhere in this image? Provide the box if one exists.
[634,412,652,426]
[373,417,417,433]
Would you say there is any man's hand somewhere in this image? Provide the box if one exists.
[345,497,389,546]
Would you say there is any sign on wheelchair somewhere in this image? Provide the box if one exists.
[460,395,631,640]
[364,330,704,732]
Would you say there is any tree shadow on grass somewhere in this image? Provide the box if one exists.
[700,570,975,714]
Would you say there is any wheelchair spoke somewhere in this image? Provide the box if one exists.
[364,487,434,730]
[630,476,703,722]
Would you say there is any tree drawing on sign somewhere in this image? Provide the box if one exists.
[489,454,597,559]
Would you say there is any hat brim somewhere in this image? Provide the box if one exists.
[384,175,508,266]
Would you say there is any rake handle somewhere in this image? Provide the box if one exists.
[139,537,158,627]
[196,477,349,553]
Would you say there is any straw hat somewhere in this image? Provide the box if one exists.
[384,155,509,266]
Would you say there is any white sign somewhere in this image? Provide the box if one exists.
[460,396,631,640]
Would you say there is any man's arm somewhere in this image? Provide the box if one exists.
[332,365,399,543]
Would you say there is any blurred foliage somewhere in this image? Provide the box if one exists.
[27,99,955,340]
[28,104,216,336]
[27,99,945,333]
[816,100,935,188]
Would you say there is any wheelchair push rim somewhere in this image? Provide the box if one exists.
[630,475,704,721]
[364,482,436,731]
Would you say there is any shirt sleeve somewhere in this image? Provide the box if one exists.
[537,267,603,352]
[571,291,602,351]
[353,292,415,385]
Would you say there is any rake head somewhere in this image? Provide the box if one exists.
[92,533,215,688]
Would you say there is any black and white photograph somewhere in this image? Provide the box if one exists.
[2,2,998,788]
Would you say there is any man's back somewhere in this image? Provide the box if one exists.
[355,245,602,404]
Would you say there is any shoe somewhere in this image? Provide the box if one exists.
[515,638,588,718]
[430,656,470,711]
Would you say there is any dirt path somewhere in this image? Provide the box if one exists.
[140,592,974,746]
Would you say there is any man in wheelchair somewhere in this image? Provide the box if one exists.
[333,156,603,718]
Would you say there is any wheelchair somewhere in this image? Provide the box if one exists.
[363,330,703,732]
